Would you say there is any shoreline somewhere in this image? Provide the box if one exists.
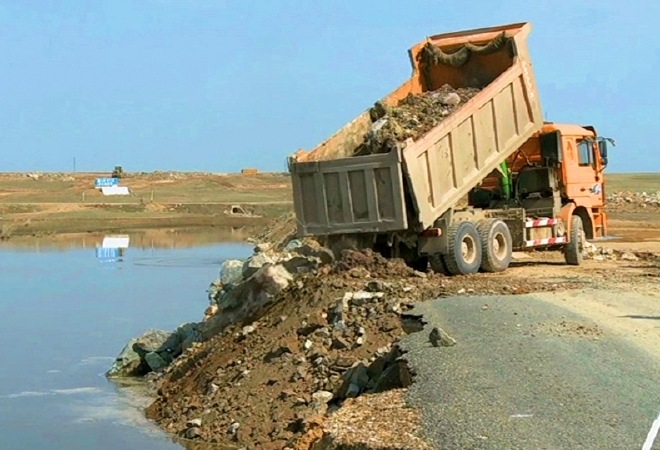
[0,171,293,240]
[0,214,271,239]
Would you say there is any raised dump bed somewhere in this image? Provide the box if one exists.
[289,22,543,236]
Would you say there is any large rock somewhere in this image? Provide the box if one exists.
[312,390,334,404]
[174,322,202,353]
[202,264,293,339]
[219,259,244,286]
[106,337,144,378]
[294,241,335,265]
[133,329,172,354]
[282,255,319,275]
[106,327,198,378]
[106,329,172,377]
[440,92,461,106]
[242,252,275,279]
[217,265,288,310]
[335,363,370,399]
[284,239,303,251]
[144,352,168,371]
[256,264,293,295]
[254,242,273,253]
[372,359,412,392]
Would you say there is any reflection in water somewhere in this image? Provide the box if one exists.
[0,226,252,251]
[96,235,130,263]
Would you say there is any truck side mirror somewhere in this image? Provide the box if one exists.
[599,141,608,167]
[598,137,615,167]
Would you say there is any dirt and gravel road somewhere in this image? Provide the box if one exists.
[402,287,660,449]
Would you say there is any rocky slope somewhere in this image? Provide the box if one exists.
[125,242,577,449]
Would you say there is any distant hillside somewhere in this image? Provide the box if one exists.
[607,173,660,192]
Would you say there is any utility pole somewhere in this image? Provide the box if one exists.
[73,157,76,173]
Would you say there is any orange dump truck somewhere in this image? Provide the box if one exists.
[288,22,613,275]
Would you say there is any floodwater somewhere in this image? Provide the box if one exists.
[0,231,251,450]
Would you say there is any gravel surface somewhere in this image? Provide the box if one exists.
[400,294,660,450]
[320,389,432,449]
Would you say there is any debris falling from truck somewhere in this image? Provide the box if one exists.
[354,84,480,156]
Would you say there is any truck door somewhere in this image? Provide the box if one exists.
[562,137,604,209]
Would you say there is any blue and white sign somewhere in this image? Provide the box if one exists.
[95,177,119,188]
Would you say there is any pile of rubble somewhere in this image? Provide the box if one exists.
[145,247,434,448]
[354,84,480,156]
[101,239,578,448]
[607,191,660,209]
[582,242,658,263]
[22,172,75,181]
[582,241,637,262]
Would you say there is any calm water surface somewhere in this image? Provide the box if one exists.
[0,233,251,450]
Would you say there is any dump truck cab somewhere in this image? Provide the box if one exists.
[547,123,610,239]
[476,123,611,237]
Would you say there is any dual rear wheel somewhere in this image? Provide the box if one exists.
[430,219,513,275]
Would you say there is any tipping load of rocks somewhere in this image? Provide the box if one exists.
[607,191,660,209]
[354,84,480,156]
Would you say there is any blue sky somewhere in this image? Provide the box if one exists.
[1,0,658,173]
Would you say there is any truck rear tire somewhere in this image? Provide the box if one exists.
[477,219,513,273]
[429,254,450,275]
[408,256,429,273]
[564,215,584,265]
[444,222,482,275]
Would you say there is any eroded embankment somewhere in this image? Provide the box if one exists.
[109,240,578,449]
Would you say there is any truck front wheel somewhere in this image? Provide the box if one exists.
[564,215,584,265]
[477,219,513,272]
[444,222,482,275]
